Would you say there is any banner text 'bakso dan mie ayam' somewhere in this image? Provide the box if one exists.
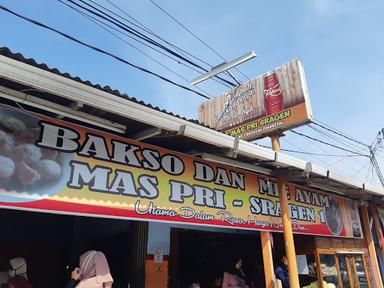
[0,105,361,238]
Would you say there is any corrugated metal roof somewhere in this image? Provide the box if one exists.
[0,46,205,126]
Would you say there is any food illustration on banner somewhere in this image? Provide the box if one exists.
[0,104,362,238]
[0,107,72,201]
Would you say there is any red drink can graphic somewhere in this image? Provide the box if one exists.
[264,72,283,115]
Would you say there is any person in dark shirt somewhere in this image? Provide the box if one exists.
[65,268,80,288]
[275,256,290,288]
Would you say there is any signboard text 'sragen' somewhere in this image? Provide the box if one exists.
[198,59,312,140]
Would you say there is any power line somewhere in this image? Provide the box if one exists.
[59,1,232,90]
[364,161,372,182]
[370,163,376,185]
[307,125,369,170]
[149,0,251,82]
[62,0,237,88]
[351,160,371,178]
[308,124,366,155]
[310,120,381,181]
[311,120,368,147]
[59,1,212,77]
[101,0,217,70]
[290,130,370,157]
[0,4,211,99]
[60,0,213,97]
[281,137,369,177]
[280,137,354,172]
[66,0,195,64]
[325,156,366,175]
[259,144,363,157]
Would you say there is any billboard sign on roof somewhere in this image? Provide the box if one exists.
[198,59,312,140]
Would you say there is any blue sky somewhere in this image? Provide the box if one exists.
[1,0,384,186]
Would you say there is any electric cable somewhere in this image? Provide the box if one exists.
[94,0,216,69]
[60,1,213,97]
[312,119,368,147]
[308,124,366,155]
[351,160,372,178]
[310,120,379,180]
[281,136,368,177]
[68,0,236,87]
[62,0,237,87]
[59,0,231,89]
[290,130,370,157]
[0,4,211,99]
[364,161,372,182]
[307,125,370,170]
[149,0,251,81]
[259,144,363,157]
[280,137,348,170]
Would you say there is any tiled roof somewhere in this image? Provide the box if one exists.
[0,46,204,126]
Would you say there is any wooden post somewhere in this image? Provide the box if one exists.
[261,231,276,288]
[360,205,384,288]
[259,133,285,288]
[370,205,384,263]
[271,134,300,288]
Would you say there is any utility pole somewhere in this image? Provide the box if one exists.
[369,129,384,188]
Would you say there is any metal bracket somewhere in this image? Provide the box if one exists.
[58,101,83,119]
[177,124,186,136]
[131,127,163,141]
[272,163,312,181]
[130,125,185,141]
[225,136,240,158]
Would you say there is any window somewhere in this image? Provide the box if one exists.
[319,254,339,288]
[338,255,351,288]
[354,255,368,288]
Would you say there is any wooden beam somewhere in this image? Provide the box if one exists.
[261,231,276,288]
[370,205,384,272]
[360,205,383,288]
[277,174,300,288]
[270,134,300,288]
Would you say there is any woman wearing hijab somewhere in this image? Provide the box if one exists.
[222,257,249,288]
[6,257,32,288]
[66,250,113,288]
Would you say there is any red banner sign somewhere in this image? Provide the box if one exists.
[0,105,361,238]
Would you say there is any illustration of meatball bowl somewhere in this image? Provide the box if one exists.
[0,107,73,203]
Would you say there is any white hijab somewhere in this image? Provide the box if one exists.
[9,257,28,278]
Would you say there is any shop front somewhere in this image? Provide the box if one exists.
[1,48,383,288]
[0,101,377,288]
